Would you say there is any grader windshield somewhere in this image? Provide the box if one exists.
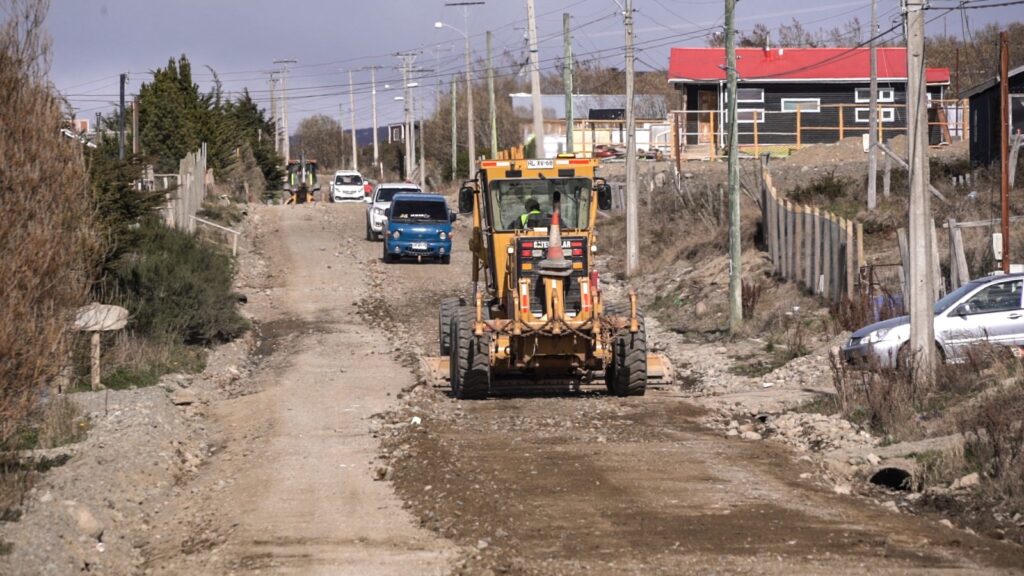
[489,178,592,231]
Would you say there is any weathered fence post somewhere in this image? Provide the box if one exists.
[883,153,892,197]
[794,204,804,284]
[804,207,815,292]
[813,207,823,294]
[948,217,970,289]
[846,219,856,298]
[830,216,841,302]
[779,199,788,279]
[931,220,945,299]
[897,227,911,308]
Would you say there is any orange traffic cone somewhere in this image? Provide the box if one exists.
[539,204,572,276]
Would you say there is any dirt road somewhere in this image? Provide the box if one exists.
[146,202,1022,574]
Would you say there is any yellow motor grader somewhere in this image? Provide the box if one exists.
[430,155,667,399]
[284,156,319,204]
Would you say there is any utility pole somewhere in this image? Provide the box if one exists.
[419,116,427,189]
[411,84,419,184]
[132,94,140,155]
[1000,31,1010,273]
[867,0,878,210]
[118,72,126,160]
[397,52,418,179]
[905,0,935,377]
[451,75,458,179]
[269,72,279,154]
[625,0,639,276]
[527,0,544,155]
[487,30,498,156]
[274,59,297,164]
[563,12,574,154]
[371,67,380,177]
[349,69,358,171]
[725,0,742,331]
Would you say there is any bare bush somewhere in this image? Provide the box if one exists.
[0,0,97,449]
[959,380,1024,495]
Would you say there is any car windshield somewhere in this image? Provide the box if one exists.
[489,178,592,231]
[375,188,419,203]
[391,200,447,222]
[935,280,984,314]
[335,175,361,185]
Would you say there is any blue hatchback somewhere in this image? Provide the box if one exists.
[382,193,455,264]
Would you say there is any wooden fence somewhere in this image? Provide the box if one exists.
[760,157,864,304]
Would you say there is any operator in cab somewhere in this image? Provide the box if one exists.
[511,197,543,229]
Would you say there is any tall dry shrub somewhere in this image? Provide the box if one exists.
[0,0,97,449]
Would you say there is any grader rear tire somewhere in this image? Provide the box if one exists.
[450,308,490,400]
[607,314,647,397]
[438,297,463,355]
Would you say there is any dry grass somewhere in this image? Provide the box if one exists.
[0,0,98,508]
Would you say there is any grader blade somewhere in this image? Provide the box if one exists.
[421,355,450,386]
[646,353,673,384]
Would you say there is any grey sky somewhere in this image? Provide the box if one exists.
[41,0,1020,131]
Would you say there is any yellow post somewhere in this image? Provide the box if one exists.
[753,110,759,157]
[838,104,845,140]
[710,110,716,159]
[796,109,802,149]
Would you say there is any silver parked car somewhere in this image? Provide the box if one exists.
[365,183,422,240]
[842,273,1024,368]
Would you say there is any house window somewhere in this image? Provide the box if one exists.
[726,109,765,123]
[855,107,895,123]
[855,88,894,103]
[726,88,765,103]
[780,98,820,113]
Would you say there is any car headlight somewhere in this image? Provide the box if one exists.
[865,328,890,343]
[373,207,385,215]
[439,231,447,240]
[392,230,401,239]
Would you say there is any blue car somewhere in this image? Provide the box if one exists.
[382,193,455,264]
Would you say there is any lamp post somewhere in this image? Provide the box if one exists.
[435,20,475,177]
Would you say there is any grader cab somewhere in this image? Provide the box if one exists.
[433,155,667,399]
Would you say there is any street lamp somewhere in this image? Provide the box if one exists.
[435,20,476,177]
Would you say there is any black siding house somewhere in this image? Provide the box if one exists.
[668,47,950,151]
[965,64,1024,166]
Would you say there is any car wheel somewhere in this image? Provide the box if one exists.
[365,221,372,241]
[441,255,451,265]
[383,241,396,263]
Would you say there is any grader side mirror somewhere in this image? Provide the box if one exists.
[597,183,613,211]
[458,187,474,214]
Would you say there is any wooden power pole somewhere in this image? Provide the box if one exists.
[725,0,742,331]
[487,30,498,156]
[118,72,126,160]
[867,0,878,210]
[527,0,544,155]
[563,12,574,154]
[625,0,639,276]
[1000,31,1010,273]
[451,75,458,179]
[905,0,935,377]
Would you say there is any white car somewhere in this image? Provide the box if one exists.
[330,170,368,202]
[366,183,423,240]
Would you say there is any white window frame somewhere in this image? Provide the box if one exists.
[725,88,765,103]
[855,107,895,123]
[726,108,766,124]
[855,87,894,103]
[780,98,821,113]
